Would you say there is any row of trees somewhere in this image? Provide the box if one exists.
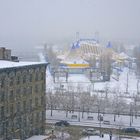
[46,90,140,121]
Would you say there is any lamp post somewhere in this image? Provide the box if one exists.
[99,116,102,137]
[126,72,129,94]
[137,79,140,94]
[61,125,64,140]
[78,107,80,122]
[51,129,54,140]
[129,103,132,127]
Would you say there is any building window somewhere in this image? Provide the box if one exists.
[0,78,5,88]
[0,91,5,102]
[31,114,33,125]
[35,73,39,81]
[41,72,44,80]
[10,90,14,101]
[41,84,44,92]
[16,102,21,112]
[42,111,45,122]
[23,117,27,127]
[29,99,32,111]
[23,88,26,97]
[16,88,21,98]
[23,75,26,83]
[23,101,26,112]
[35,98,38,107]
[28,86,32,95]
[16,75,20,85]
[1,106,4,119]
[35,85,38,93]
[29,74,32,82]
[36,113,39,123]
[41,96,44,106]
[10,77,14,86]
[10,104,14,115]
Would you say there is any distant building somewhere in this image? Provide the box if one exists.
[68,39,102,60]
[0,60,48,140]
[59,39,101,74]
[0,47,18,61]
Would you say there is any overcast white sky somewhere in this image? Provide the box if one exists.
[0,0,140,50]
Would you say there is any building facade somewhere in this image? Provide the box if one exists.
[0,48,11,60]
[0,47,18,62]
[0,62,47,140]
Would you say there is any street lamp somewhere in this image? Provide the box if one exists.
[78,107,80,122]
[129,103,133,127]
[61,125,64,140]
[137,79,140,94]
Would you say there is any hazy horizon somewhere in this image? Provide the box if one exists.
[0,0,140,51]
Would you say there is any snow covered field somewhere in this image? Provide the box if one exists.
[94,68,138,94]
[38,51,139,97]
[45,64,139,96]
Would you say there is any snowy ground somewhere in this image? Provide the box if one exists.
[94,68,138,94]
[46,67,140,96]
[38,52,140,96]
[80,134,140,140]
[45,68,140,105]
[46,110,140,140]
[38,53,140,140]
[26,135,49,140]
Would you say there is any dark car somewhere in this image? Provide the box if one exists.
[81,128,100,136]
[55,120,70,127]
[122,128,139,133]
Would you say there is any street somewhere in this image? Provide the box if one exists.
[46,110,140,130]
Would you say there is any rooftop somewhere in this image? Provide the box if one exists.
[0,60,47,69]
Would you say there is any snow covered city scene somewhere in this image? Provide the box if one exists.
[1,0,140,140]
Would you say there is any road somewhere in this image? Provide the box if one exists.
[46,110,140,130]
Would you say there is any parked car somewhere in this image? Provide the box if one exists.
[122,128,139,133]
[82,128,100,136]
[103,120,110,125]
[55,120,70,127]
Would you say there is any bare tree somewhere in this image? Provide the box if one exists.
[79,92,91,118]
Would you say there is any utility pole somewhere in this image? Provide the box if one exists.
[129,103,132,127]
[126,72,129,94]
[137,79,139,94]
[50,91,53,117]
[99,116,102,137]
[78,107,80,122]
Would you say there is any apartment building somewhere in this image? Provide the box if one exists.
[0,60,47,140]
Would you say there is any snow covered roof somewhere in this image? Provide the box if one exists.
[119,52,130,59]
[26,135,49,140]
[0,60,47,69]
